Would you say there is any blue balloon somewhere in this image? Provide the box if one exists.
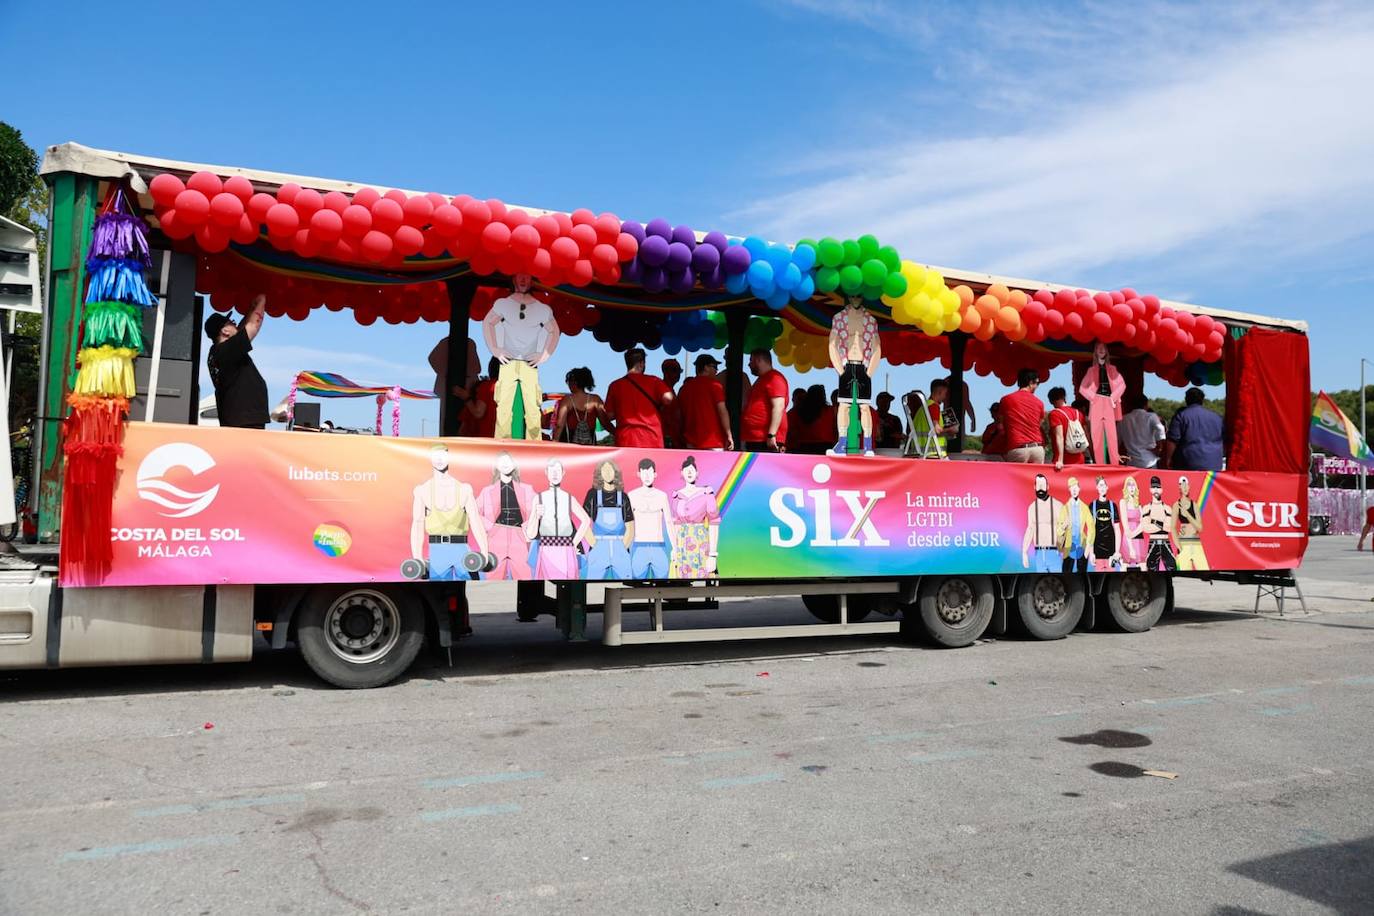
[765,244,791,274]
[765,288,790,310]
[747,260,775,289]
[793,275,816,301]
[776,262,802,291]
[663,338,683,355]
[743,236,768,259]
[724,271,749,294]
[791,243,817,272]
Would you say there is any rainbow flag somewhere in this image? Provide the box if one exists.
[293,370,435,400]
[1311,391,1373,467]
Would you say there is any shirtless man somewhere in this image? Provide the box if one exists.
[628,458,676,579]
[1172,475,1208,571]
[1022,473,1065,572]
[1141,474,1177,572]
[410,445,488,580]
[828,294,883,456]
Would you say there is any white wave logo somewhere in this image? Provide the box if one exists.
[136,443,220,518]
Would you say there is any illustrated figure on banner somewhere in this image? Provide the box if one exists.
[482,274,560,440]
[1078,341,1126,464]
[409,445,489,580]
[582,460,635,580]
[670,456,720,579]
[1141,474,1178,572]
[1089,475,1122,571]
[530,458,592,580]
[1172,476,1209,571]
[1119,476,1148,570]
[1056,477,1093,574]
[828,294,882,456]
[628,458,676,579]
[1022,473,1065,572]
[477,451,537,580]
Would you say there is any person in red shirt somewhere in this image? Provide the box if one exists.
[660,358,685,448]
[1359,505,1374,552]
[980,401,1006,455]
[787,384,835,454]
[460,357,500,438]
[742,349,789,452]
[678,354,734,450]
[1047,385,1088,471]
[605,348,673,449]
[998,369,1046,463]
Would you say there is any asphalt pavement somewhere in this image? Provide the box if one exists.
[1,536,1371,915]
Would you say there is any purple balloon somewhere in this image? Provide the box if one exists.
[703,230,729,253]
[642,266,668,293]
[645,217,673,240]
[666,241,693,271]
[620,220,645,243]
[671,224,696,247]
[721,244,752,275]
[701,264,726,289]
[639,235,670,267]
[668,268,696,294]
[621,258,643,283]
[691,243,720,273]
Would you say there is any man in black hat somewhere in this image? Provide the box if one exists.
[204,294,269,429]
[678,353,733,450]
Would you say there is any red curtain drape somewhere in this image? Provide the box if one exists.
[1226,327,1310,474]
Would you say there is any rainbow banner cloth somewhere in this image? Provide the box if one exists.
[1311,391,1372,467]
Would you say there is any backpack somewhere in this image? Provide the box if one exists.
[1059,408,1089,454]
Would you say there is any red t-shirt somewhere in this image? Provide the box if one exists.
[461,379,497,438]
[606,373,670,449]
[787,405,837,451]
[981,420,1006,455]
[742,369,790,444]
[679,375,727,448]
[1366,506,1374,526]
[999,388,1045,452]
[1048,406,1087,465]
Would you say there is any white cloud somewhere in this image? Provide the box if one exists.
[742,3,1374,280]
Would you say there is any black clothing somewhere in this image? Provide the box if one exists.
[1147,538,1177,572]
[584,488,635,522]
[208,331,268,428]
[1091,499,1118,560]
[496,482,523,526]
[837,361,872,402]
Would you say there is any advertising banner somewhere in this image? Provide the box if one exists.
[77,423,1309,587]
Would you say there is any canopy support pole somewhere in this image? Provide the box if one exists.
[948,332,967,454]
[724,310,748,447]
[442,277,478,437]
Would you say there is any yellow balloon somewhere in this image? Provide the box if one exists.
[942,311,961,333]
[924,269,945,295]
[920,320,941,337]
[904,263,926,291]
[794,359,811,373]
[774,335,794,357]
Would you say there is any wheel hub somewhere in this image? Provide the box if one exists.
[325,591,401,665]
[936,578,975,625]
[1032,576,1067,620]
[1118,573,1151,614]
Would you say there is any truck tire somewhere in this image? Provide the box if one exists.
[801,593,872,624]
[297,586,424,688]
[912,575,994,648]
[1104,572,1167,633]
[1015,574,1085,640]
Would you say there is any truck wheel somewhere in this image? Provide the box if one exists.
[801,593,871,624]
[913,576,994,648]
[297,586,424,688]
[1015,574,1084,640]
[1105,572,1167,633]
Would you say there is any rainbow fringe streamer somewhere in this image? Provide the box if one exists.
[82,300,145,351]
[84,259,157,306]
[89,211,151,266]
[74,346,137,399]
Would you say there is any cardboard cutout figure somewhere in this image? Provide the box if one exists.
[482,275,560,439]
[1078,341,1126,464]
[828,295,882,456]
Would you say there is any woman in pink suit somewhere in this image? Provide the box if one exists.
[1078,341,1126,465]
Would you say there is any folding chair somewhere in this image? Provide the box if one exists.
[902,391,945,459]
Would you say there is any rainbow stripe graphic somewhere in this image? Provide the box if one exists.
[715,452,757,515]
[1195,471,1217,513]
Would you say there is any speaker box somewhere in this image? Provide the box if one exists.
[128,249,202,425]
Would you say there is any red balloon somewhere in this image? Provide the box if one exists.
[1053,288,1076,310]
[450,193,473,211]
[615,232,638,262]
[352,187,381,209]
[485,198,507,221]
[383,189,408,206]
[570,223,597,255]
[533,215,561,246]
[174,189,211,225]
[549,236,579,267]
[276,182,301,205]
[208,192,244,227]
[420,231,448,259]
[570,208,595,226]
[1109,289,1125,305]
[460,198,492,230]
[292,229,322,259]
[432,204,463,237]
[394,225,424,257]
[1062,312,1084,336]
[424,191,447,210]
[310,208,344,243]
[595,213,621,244]
[1090,311,1114,335]
[266,203,300,236]
[591,243,618,269]
[593,262,622,285]
[294,188,324,217]
[187,171,223,198]
[403,195,434,227]
[370,198,404,234]
[360,230,393,263]
[528,248,554,278]
[150,174,186,208]
[510,224,541,256]
[158,208,193,240]
[195,222,231,253]
[323,191,350,214]
[231,214,259,245]
[553,212,574,236]
[496,249,523,276]
[468,251,496,275]
[329,238,358,262]
[1093,291,1114,311]
[247,192,275,224]
[1110,303,1132,324]
[341,204,372,238]
[502,208,531,229]
[568,259,595,286]
[480,221,512,254]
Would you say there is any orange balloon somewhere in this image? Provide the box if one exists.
[987,283,1011,304]
[959,307,981,334]
[1007,289,1028,310]
[955,284,975,308]
[975,294,1000,319]
[1006,317,1028,341]
[974,320,997,341]
[995,305,1020,332]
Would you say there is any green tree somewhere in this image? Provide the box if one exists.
[0,122,39,215]
[1,122,47,431]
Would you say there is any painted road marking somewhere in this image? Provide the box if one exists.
[63,835,237,861]
[420,803,522,822]
[1256,686,1307,697]
[135,793,306,818]
[1342,675,1374,686]
[866,731,935,745]
[1260,705,1314,717]
[1148,696,1217,709]
[702,774,784,790]
[910,749,984,764]
[664,750,753,766]
[422,771,545,790]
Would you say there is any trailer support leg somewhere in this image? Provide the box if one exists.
[603,589,623,647]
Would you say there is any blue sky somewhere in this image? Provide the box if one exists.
[5,0,1372,435]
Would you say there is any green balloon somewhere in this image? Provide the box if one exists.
[815,266,840,292]
[861,258,887,286]
[857,234,880,261]
[797,238,817,251]
[877,245,901,273]
[817,237,844,268]
[839,264,864,293]
[860,283,884,302]
[882,272,908,298]
[841,239,861,266]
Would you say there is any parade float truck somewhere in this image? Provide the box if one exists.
[0,144,1310,687]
